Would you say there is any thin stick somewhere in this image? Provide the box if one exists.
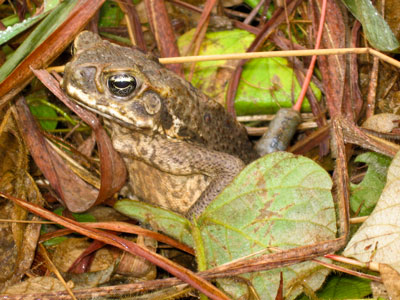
[0,219,55,224]
[159,48,370,63]
[369,48,400,67]
[159,48,400,68]
[350,216,368,224]
[292,0,327,111]
[48,48,400,73]
[366,56,379,118]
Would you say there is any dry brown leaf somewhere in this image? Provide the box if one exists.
[2,276,73,295]
[344,150,400,272]
[362,113,400,133]
[22,70,128,212]
[379,263,400,299]
[15,96,100,212]
[51,238,114,273]
[116,235,157,279]
[0,106,43,291]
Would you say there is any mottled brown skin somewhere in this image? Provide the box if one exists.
[62,31,258,217]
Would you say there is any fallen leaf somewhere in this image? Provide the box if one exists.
[344,150,400,273]
[0,107,43,291]
[342,0,399,51]
[362,113,400,133]
[379,263,400,299]
[2,276,73,295]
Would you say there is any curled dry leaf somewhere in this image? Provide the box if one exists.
[49,238,119,288]
[0,106,43,292]
[362,113,400,133]
[20,69,127,212]
[51,238,114,274]
[116,235,157,279]
[344,150,400,273]
[15,96,99,212]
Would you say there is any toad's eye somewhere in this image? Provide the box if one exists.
[107,74,136,97]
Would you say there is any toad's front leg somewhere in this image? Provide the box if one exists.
[112,131,245,218]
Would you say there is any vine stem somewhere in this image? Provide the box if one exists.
[292,0,327,112]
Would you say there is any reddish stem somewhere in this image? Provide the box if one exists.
[292,0,327,112]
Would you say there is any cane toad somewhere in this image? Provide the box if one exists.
[62,31,258,217]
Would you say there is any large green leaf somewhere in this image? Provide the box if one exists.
[178,29,254,101]
[234,57,321,114]
[197,152,336,299]
[342,0,399,51]
[177,29,321,115]
[115,152,336,299]
[350,152,391,216]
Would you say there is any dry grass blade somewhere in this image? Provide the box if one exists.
[0,0,105,109]
[38,244,77,300]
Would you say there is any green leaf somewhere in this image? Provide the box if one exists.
[0,0,78,83]
[342,0,399,51]
[98,0,125,28]
[234,57,321,114]
[244,0,261,7]
[114,199,194,247]
[54,207,96,223]
[177,29,321,115]
[350,152,391,216]
[42,236,68,247]
[197,152,336,299]
[0,15,46,46]
[178,29,254,101]
[29,103,58,131]
[316,275,371,299]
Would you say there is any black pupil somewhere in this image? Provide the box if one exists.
[108,74,136,97]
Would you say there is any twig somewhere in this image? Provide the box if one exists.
[158,48,367,63]
[48,48,400,74]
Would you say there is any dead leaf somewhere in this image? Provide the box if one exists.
[379,263,400,299]
[0,106,43,291]
[51,238,113,273]
[344,150,400,273]
[15,96,100,212]
[362,113,400,133]
[2,276,73,295]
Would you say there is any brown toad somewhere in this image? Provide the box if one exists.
[62,31,258,217]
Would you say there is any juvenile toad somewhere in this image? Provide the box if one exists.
[62,31,258,217]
